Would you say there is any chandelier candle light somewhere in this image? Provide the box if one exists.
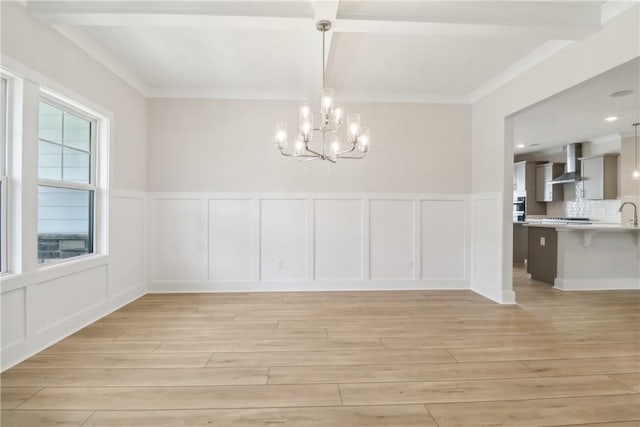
[274,20,370,163]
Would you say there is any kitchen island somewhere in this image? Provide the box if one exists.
[524,222,640,290]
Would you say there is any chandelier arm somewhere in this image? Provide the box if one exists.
[280,148,318,159]
[331,143,357,157]
[278,150,298,157]
[297,156,321,163]
[303,146,324,157]
[337,154,366,160]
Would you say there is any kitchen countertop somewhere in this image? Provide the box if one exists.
[523,221,640,231]
[523,221,640,247]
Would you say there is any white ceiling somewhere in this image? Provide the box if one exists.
[513,57,640,153]
[24,1,633,103]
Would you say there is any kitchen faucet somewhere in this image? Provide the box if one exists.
[619,202,638,227]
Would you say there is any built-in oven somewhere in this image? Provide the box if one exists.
[513,196,525,222]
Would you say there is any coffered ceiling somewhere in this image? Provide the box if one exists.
[23,1,633,103]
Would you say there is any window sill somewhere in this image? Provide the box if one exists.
[1,254,109,293]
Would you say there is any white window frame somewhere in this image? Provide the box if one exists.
[0,75,8,273]
[37,94,99,265]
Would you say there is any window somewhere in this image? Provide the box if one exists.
[0,76,7,272]
[37,98,96,264]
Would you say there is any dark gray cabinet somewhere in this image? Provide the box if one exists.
[513,223,528,264]
[526,226,557,285]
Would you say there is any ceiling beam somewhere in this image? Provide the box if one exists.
[333,19,600,41]
[30,10,599,41]
[31,12,313,31]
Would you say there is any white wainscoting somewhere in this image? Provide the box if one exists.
[470,192,515,304]
[0,190,147,371]
[148,193,471,292]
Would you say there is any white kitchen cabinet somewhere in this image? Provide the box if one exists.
[581,154,618,200]
[513,161,546,216]
[535,163,564,202]
[513,161,526,196]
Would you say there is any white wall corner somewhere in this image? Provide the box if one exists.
[1,282,145,371]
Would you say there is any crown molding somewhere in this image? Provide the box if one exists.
[601,1,638,24]
[590,132,622,145]
[147,87,470,104]
[52,25,150,97]
[469,40,573,104]
[148,87,304,101]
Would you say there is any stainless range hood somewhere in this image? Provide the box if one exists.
[549,143,582,184]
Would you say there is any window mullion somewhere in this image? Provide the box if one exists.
[38,178,95,192]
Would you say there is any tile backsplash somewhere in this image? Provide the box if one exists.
[546,181,621,223]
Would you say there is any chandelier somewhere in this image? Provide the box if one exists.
[274,20,370,163]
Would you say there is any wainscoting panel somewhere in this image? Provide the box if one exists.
[152,198,202,282]
[260,199,307,281]
[1,189,147,371]
[314,199,363,281]
[1,288,26,349]
[421,200,467,280]
[148,193,471,292]
[28,265,108,334]
[109,196,145,297]
[209,199,254,281]
[369,199,414,280]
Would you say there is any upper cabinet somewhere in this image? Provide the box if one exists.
[513,161,546,215]
[535,163,564,202]
[581,154,618,200]
[513,161,527,196]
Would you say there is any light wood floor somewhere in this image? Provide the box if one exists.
[2,265,639,426]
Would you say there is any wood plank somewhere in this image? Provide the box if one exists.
[523,356,640,376]
[13,353,211,369]
[156,338,384,353]
[381,333,593,350]
[0,410,93,427]
[19,384,342,410]
[1,367,268,387]
[327,325,526,338]
[206,349,455,368]
[609,373,640,392]
[39,341,161,354]
[448,343,640,362]
[83,405,436,426]
[0,387,42,409]
[115,328,327,341]
[339,375,634,405]
[426,394,640,427]
[268,361,537,384]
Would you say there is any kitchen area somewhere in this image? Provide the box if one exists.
[512,58,640,291]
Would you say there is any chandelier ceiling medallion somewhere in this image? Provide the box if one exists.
[274,20,370,163]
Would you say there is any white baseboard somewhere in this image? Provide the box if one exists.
[554,278,640,291]
[149,279,469,293]
[1,283,145,371]
[471,281,517,304]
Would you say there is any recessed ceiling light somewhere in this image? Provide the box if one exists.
[610,89,634,98]
[605,116,618,122]
[516,144,526,148]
